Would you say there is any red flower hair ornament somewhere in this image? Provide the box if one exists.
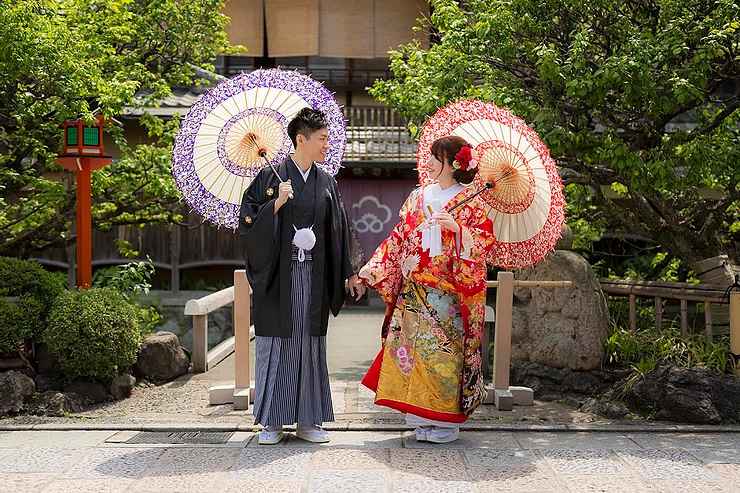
[451,145,478,172]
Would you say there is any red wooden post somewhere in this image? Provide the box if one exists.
[76,159,93,288]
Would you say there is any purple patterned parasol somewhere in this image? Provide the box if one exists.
[172,69,346,229]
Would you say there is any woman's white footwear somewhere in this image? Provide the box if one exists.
[414,426,431,442]
[258,426,285,445]
[296,424,330,443]
[426,426,459,443]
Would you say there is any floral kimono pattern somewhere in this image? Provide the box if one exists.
[360,186,495,421]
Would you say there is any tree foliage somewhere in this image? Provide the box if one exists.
[0,0,235,256]
[371,0,740,265]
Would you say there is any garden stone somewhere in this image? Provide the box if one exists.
[626,365,740,424]
[135,331,189,382]
[511,251,609,370]
[29,391,85,416]
[580,397,630,419]
[0,370,35,415]
[64,380,109,404]
[561,372,602,394]
[110,373,136,400]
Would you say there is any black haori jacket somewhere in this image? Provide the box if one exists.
[239,158,354,337]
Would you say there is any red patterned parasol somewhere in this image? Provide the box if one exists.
[417,99,565,269]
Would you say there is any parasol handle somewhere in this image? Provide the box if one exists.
[261,152,293,200]
[448,182,493,213]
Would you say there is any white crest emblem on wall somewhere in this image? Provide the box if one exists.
[352,196,392,234]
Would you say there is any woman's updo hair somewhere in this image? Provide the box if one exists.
[430,135,478,185]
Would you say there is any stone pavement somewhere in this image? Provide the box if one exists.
[0,429,739,492]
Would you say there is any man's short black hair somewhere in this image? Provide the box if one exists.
[287,107,327,147]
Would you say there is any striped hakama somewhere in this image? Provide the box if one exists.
[252,249,334,426]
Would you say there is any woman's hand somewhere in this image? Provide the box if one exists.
[432,211,460,233]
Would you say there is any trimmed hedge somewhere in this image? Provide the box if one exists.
[44,288,142,382]
[0,257,65,353]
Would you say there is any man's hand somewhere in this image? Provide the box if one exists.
[347,274,366,301]
[274,179,293,213]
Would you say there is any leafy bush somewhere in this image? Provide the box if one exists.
[0,296,44,354]
[93,257,162,335]
[0,257,65,351]
[44,288,142,382]
[604,326,733,374]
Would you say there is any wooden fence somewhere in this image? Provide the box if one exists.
[599,279,732,340]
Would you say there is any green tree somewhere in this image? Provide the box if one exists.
[372,0,740,265]
[0,0,236,256]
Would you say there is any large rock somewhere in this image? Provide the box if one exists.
[135,331,189,382]
[625,365,740,424]
[0,370,35,415]
[110,374,136,400]
[510,251,609,370]
[64,380,109,404]
[510,361,626,401]
[28,391,85,416]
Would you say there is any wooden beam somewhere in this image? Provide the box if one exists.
[184,287,235,316]
[704,301,713,342]
[731,292,739,377]
[192,314,208,373]
[234,270,252,395]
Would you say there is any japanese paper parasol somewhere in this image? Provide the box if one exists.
[417,99,565,269]
[172,68,346,229]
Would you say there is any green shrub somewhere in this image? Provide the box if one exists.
[604,325,733,374]
[44,288,142,382]
[0,257,66,351]
[93,257,162,335]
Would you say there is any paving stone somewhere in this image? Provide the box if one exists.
[234,447,313,480]
[706,463,740,481]
[0,431,115,449]
[308,469,388,493]
[392,472,476,493]
[144,447,240,476]
[132,472,234,492]
[225,479,303,493]
[65,447,164,479]
[0,473,57,493]
[278,431,403,448]
[402,431,521,450]
[468,466,566,493]
[463,449,539,469]
[515,432,639,450]
[648,480,736,493]
[540,449,628,475]
[618,449,719,481]
[0,448,85,474]
[40,478,135,493]
[689,447,740,464]
[559,474,653,493]
[390,449,469,480]
[310,448,390,469]
[627,433,740,450]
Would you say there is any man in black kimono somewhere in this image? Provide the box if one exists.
[239,107,365,444]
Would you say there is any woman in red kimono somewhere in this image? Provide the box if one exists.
[358,136,495,443]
